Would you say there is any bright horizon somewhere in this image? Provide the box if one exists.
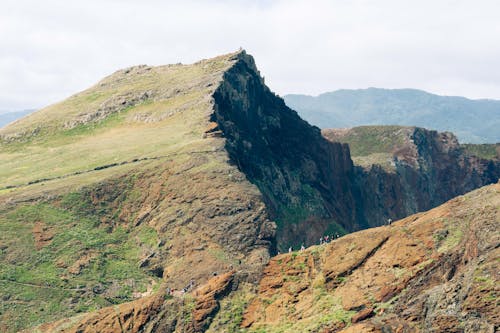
[2,0,500,111]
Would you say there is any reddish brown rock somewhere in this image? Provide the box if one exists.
[351,307,374,324]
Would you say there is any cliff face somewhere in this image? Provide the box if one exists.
[324,126,500,229]
[212,53,359,249]
[211,56,500,247]
[0,51,275,332]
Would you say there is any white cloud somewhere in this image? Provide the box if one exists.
[1,0,500,111]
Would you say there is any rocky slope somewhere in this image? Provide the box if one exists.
[241,181,500,332]
[0,51,498,332]
[27,181,500,333]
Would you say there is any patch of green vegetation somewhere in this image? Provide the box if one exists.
[335,276,347,284]
[181,295,196,325]
[331,126,410,157]
[437,222,464,253]
[208,248,238,266]
[209,286,253,333]
[374,293,401,312]
[323,220,348,238]
[136,226,159,248]
[461,143,499,160]
[250,290,355,333]
[0,198,160,332]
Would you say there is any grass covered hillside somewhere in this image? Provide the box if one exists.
[322,125,415,169]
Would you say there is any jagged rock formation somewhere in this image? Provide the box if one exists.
[211,54,357,248]
[27,182,500,333]
[0,51,498,332]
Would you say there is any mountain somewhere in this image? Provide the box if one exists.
[0,51,498,332]
[0,109,35,128]
[1,51,276,331]
[284,88,500,143]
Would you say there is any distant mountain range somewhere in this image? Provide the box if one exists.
[284,88,500,143]
[0,109,35,128]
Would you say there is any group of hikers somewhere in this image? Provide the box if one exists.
[166,279,195,297]
[281,233,342,254]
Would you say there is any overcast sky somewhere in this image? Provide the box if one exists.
[1,0,500,112]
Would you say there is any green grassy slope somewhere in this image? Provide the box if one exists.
[322,125,415,169]
[0,55,233,191]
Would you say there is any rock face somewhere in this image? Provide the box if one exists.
[211,56,500,248]
[212,53,358,249]
[0,51,274,332]
[324,126,500,230]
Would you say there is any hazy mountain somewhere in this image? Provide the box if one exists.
[284,88,500,143]
[0,109,35,128]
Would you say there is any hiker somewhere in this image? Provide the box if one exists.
[336,233,339,239]
[325,235,330,243]
[288,246,292,253]
[319,237,323,245]
[387,218,392,225]
[300,244,305,251]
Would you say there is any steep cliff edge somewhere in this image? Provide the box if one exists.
[211,53,359,249]
[324,126,500,228]
[0,51,275,332]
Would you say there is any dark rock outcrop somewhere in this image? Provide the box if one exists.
[212,51,500,249]
[212,52,361,249]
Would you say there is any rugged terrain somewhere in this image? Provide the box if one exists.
[21,181,500,333]
[0,51,498,332]
[284,88,500,143]
[242,182,500,332]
